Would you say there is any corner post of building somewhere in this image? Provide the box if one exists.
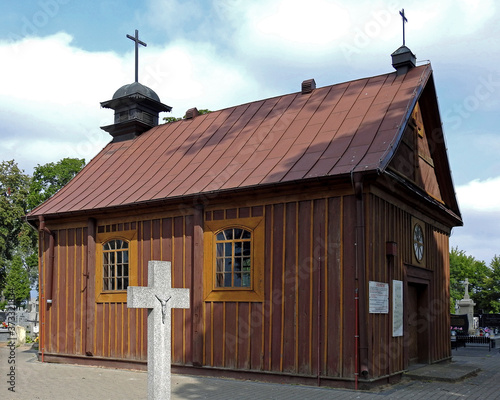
[39,216,55,310]
[353,173,369,379]
[38,215,55,362]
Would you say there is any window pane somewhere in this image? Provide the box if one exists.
[224,229,233,240]
[122,241,128,249]
[117,264,122,278]
[216,232,225,240]
[224,258,232,272]
[242,273,251,287]
[225,242,232,256]
[234,273,242,287]
[243,242,251,256]
[123,264,128,278]
[117,251,122,264]
[234,228,243,239]
[216,259,224,273]
[124,277,129,288]
[216,243,224,257]
[234,258,241,272]
[242,230,251,239]
[216,273,224,287]
[234,242,242,256]
[224,273,232,287]
[243,257,251,270]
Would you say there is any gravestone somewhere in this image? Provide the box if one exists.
[450,314,469,334]
[481,314,500,328]
[127,260,190,400]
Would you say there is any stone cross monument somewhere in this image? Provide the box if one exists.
[127,260,190,400]
[456,278,476,335]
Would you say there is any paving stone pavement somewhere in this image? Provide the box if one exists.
[2,343,500,399]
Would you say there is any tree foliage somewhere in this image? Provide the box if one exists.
[450,248,500,314]
[0,158,85,295]
[27,157,85,211]
[4,255,31,307]
[479,256,500,313]
[162,109,211,123]
[0,160,30,292]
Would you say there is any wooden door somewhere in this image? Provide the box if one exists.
[408,284,419,364]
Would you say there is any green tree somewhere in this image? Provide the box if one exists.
[4,255,31,307]
[27,157,85,211]
[163,109,211,123]
[478,255,500,313]
[21,158,85,286]
[0,158,85,292]
[0,160,30,292]
[449,247,488,312]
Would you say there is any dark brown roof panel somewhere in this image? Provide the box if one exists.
[28,64,433,217]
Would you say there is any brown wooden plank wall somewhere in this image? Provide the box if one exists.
[40,196,358,379]
[40,215,194,363]
[41,193,453,381]
[366,195,405,377]
[39,227,87,356]
[203,197,355,378]
[428,226,451,361]
[366,194,451,377]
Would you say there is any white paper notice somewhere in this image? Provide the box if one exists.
[392,280,403,337]
[369,281,389,313]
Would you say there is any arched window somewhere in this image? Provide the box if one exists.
[204,216,264,302]
[102,239,129,291]
[215,228,251,288]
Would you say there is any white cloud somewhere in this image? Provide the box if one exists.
[450,208,500,264]
[0,32,268,172]
[456,177,500,212]
[252,0,351,45]
[451,177,500,263]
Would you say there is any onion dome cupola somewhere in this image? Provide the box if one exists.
[100,30,172,142]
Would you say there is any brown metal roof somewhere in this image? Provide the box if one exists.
[29,64,433,217]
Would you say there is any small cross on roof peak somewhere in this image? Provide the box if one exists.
[126,29,147,83]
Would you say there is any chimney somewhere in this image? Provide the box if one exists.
[391,46,416,75]
[301,79,316,94]
[185,107,199,119]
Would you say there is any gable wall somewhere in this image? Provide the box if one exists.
[366,191,451,377]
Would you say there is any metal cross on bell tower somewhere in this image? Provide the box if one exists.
[399,9,408,46]
[127,29,147,83]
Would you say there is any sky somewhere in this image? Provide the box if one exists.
[0,0,499,265]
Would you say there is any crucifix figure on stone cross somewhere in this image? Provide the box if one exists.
[399,9,408,46]
[126,29,147,83]
[127,260,190,400]
[464,277,470,299]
